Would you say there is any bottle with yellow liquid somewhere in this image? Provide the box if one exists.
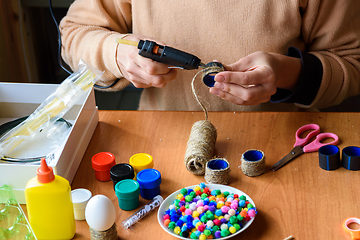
[25,158,76,239]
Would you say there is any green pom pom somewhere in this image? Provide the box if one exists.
[168,222,176,229]
[221,229,230,237]
[233,223,241,231]
[200,215,208,223]
[185,195,193,202]
[237,215,244,221]
[230,215,238,224]
[180,188,188,195]
[190,232,198,239]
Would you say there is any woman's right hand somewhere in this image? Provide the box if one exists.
[116,34,177,88]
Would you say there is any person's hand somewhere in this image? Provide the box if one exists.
[116,34,177,88]
[209,51,301,106]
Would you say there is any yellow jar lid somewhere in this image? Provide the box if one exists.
[129,153,154,172]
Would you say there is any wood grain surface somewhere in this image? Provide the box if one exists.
[71,110,360,240]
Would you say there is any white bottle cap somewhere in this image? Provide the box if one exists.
[71,188,92,220]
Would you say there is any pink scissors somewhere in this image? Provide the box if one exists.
[270,124,339,171]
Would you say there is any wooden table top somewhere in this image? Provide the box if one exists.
[71,110,360,240]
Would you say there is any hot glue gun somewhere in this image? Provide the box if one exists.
[116,38,206,70]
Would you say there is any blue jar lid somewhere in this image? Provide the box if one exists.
[136,169,161,189]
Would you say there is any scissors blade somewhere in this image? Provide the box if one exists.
[270,146,304,171]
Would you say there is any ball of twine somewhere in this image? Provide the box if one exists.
[205,158,230,185]
[241,149,266,177]
[89,223,118,240]
[184,120,217,175]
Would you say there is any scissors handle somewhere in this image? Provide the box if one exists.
[303,132,339,153]
[294,124,320,147]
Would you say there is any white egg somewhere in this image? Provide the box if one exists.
[85,195,116,231]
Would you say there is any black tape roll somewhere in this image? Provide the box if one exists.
[318,145,340,171]
[342,146,360,171]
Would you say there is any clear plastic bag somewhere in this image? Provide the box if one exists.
[0,60,103,161]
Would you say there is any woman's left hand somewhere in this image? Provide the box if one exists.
[209,51,301,106]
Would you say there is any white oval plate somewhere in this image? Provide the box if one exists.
[157,184,256,239]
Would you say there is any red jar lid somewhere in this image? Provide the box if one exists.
[91,152,116,171]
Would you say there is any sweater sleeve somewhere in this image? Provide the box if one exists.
[59,0,132,91]
[270,47,323,105]
[297,0,360,109]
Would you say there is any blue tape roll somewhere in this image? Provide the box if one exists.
[342,146,360,171]
[318,145,340,171]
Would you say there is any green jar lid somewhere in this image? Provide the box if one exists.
[115,179,140,199]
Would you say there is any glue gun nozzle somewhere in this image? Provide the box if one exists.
[199,63,207,69]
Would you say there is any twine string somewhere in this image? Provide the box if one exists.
[185,65,224,175]
[89,224,118,240]
[191,69,209,121]
[190,64,225,121]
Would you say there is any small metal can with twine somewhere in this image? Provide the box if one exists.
[241,149,266,177]
[205,158,230,185]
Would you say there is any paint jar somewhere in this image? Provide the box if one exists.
[115,179,140,211]
[71,188,92,220]
[91,152,116,181]
[110,163,135,190]
[129,153,154,178]
[136,169,161,200]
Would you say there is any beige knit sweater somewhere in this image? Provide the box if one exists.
[60,0,360,111]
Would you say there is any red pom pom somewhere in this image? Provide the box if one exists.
[213,219,221,226]
[198,224,206,232]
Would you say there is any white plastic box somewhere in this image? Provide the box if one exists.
[0,82,99,204]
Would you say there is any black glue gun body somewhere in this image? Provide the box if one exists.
[137,40,202,70]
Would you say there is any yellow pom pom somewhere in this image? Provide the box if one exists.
[229,226,236,234]
[176,194,184,200]
[193,210,200,218]
[174,226,181,235]
[199,234,207,240]
[217,202,224,209]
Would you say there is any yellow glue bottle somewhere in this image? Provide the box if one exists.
[25,158,76,239]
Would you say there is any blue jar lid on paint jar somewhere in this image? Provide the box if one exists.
[136,169,161,200]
